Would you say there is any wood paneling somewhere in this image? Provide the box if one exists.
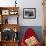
[43,0,46,46]
[43,0,46,26]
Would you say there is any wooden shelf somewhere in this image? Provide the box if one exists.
[0,7,20,46]
[0,7,19,24]
[2,40,19,42]
[0,40,19,46]
[0,24,20,32]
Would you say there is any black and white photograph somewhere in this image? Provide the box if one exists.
[23,8,36,19]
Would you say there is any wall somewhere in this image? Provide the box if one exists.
[18,0,44,26]
[0,0,44,26]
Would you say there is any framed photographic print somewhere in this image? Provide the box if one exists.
[2,10,9,15]
[23,8,36,19]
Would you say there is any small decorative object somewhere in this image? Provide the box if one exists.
[10,11,15,15]
[23,8,36,19]
[14,28,17,32]
[5,18,8,24]
[0,10,2,14]
[13,28,18,40]
[9,9,18,15]
[15,0,17,7]
[2,10,9,15]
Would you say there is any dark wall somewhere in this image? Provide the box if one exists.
[18,26,44,44]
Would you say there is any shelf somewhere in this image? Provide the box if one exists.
[2,40,19,43]
[1,15,19,24]
[0,7,20,46]
[2,41,19,46]
[0,24,20,32]
[0,7,19,10]
[0,7,19,16]
[0,7,19,24]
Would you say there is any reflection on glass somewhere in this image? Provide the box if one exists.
[1,28,18,41]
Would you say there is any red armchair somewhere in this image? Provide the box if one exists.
[21,28,41,46]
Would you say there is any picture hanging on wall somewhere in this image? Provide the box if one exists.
[23,8,36,19]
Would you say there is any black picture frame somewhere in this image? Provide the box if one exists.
[23,8,36,19]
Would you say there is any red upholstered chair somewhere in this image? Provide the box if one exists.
[21,28,41,46]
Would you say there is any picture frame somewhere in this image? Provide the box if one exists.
[23,8,36,19]
[2,10,9,15]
